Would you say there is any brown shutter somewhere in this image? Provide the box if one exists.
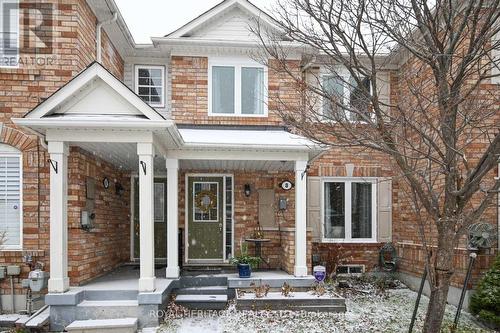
[307,177,322,242]
[377,177,392,243]
[258,189,276,229]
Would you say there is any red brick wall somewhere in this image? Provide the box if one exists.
[0,0,125,295]
[390,52,499,288]
[312,243,383,275]
[178,169,312,273]
[170,56,300,126]
[67,148,130,286]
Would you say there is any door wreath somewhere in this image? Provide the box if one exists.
[195,190,217,213]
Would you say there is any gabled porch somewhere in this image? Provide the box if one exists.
[12,62,324,330]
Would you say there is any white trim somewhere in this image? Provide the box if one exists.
[130,175,168,261]
[129,175,135,262]
[0,144,23,250]
[320,177,378,243]
[24,63,165,121]
[208,57,268,117]
[184,173,234,264]
[165,0,283,39]
[134,65,166,108]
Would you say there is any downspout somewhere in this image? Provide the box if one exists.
[96,12,118,63]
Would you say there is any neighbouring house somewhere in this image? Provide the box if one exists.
[0,0,498,330]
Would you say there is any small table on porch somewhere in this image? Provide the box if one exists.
[245,238,271,268]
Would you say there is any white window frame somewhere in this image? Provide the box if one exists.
[192,181,220,223]
[208,57,268,117]
[0,144,23,250]
[134,65,165,108]
[320,67,373,122]
[321,177,377,243]
[0,0,20,68]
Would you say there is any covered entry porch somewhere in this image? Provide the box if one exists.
[13,63,322,296]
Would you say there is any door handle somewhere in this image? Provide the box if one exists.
[219,223,223,233]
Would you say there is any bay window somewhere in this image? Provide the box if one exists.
[323,178,377,242]
[209,59,267,116]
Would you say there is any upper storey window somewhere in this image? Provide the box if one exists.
[0,0,19,68]
[322,72,372,122]
[135,65,165,108]
[209,58,267,117]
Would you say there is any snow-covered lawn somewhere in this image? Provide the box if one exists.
[157,283,491,333]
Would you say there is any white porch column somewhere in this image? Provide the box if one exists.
[137,143,156,292]
[294,160,308,277]
[165,158,179,279]
[47,141,70,293]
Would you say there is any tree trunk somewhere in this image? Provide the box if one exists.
[422,235,455,333]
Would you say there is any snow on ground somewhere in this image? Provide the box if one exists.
[157,285,492,333]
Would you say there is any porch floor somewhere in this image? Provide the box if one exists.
[79,265,315,291]
[80,265,171,291]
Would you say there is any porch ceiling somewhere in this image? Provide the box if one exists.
[75,142,166,172]
[74,142,295,172]
[180,159,295,172]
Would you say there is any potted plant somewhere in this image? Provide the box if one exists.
[231,243,261,278]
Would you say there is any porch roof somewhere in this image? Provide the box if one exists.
[179,127,317,150]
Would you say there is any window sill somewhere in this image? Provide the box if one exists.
[321,239,379,244]
[208,113,269,118]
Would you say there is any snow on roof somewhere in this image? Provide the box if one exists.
[178,128,322,151]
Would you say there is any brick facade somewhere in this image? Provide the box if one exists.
[0,0,497,303]
[177,170,312,274]
[67,148,130,285]
[0,0,125,297]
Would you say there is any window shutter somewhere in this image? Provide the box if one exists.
[377,177,392,243]
[492,32,500,85]
[258,189,276,229]
[0,155,21,247]
[307,177,322,242]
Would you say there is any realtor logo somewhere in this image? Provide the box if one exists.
[1,0,54,67]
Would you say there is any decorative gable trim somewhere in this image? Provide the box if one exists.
[165,0,282,39]
[26,62,165,121]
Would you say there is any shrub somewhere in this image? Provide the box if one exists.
[469,254,500,329]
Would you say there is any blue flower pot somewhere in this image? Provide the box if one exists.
[237,263,251,278]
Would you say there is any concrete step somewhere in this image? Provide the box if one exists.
[66,317,138,333]
[84,289,138,301]
[178,276,228,288]
[24,305,50,328]
[175,285,228,295]
[78,300,139,307]
[175,294,228,310]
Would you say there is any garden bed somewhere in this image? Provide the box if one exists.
[158,277,492,333]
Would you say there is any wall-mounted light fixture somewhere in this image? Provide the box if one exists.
[244,184,251,197]
[115,182,125,196]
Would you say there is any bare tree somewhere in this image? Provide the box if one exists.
[252,0,500,331]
